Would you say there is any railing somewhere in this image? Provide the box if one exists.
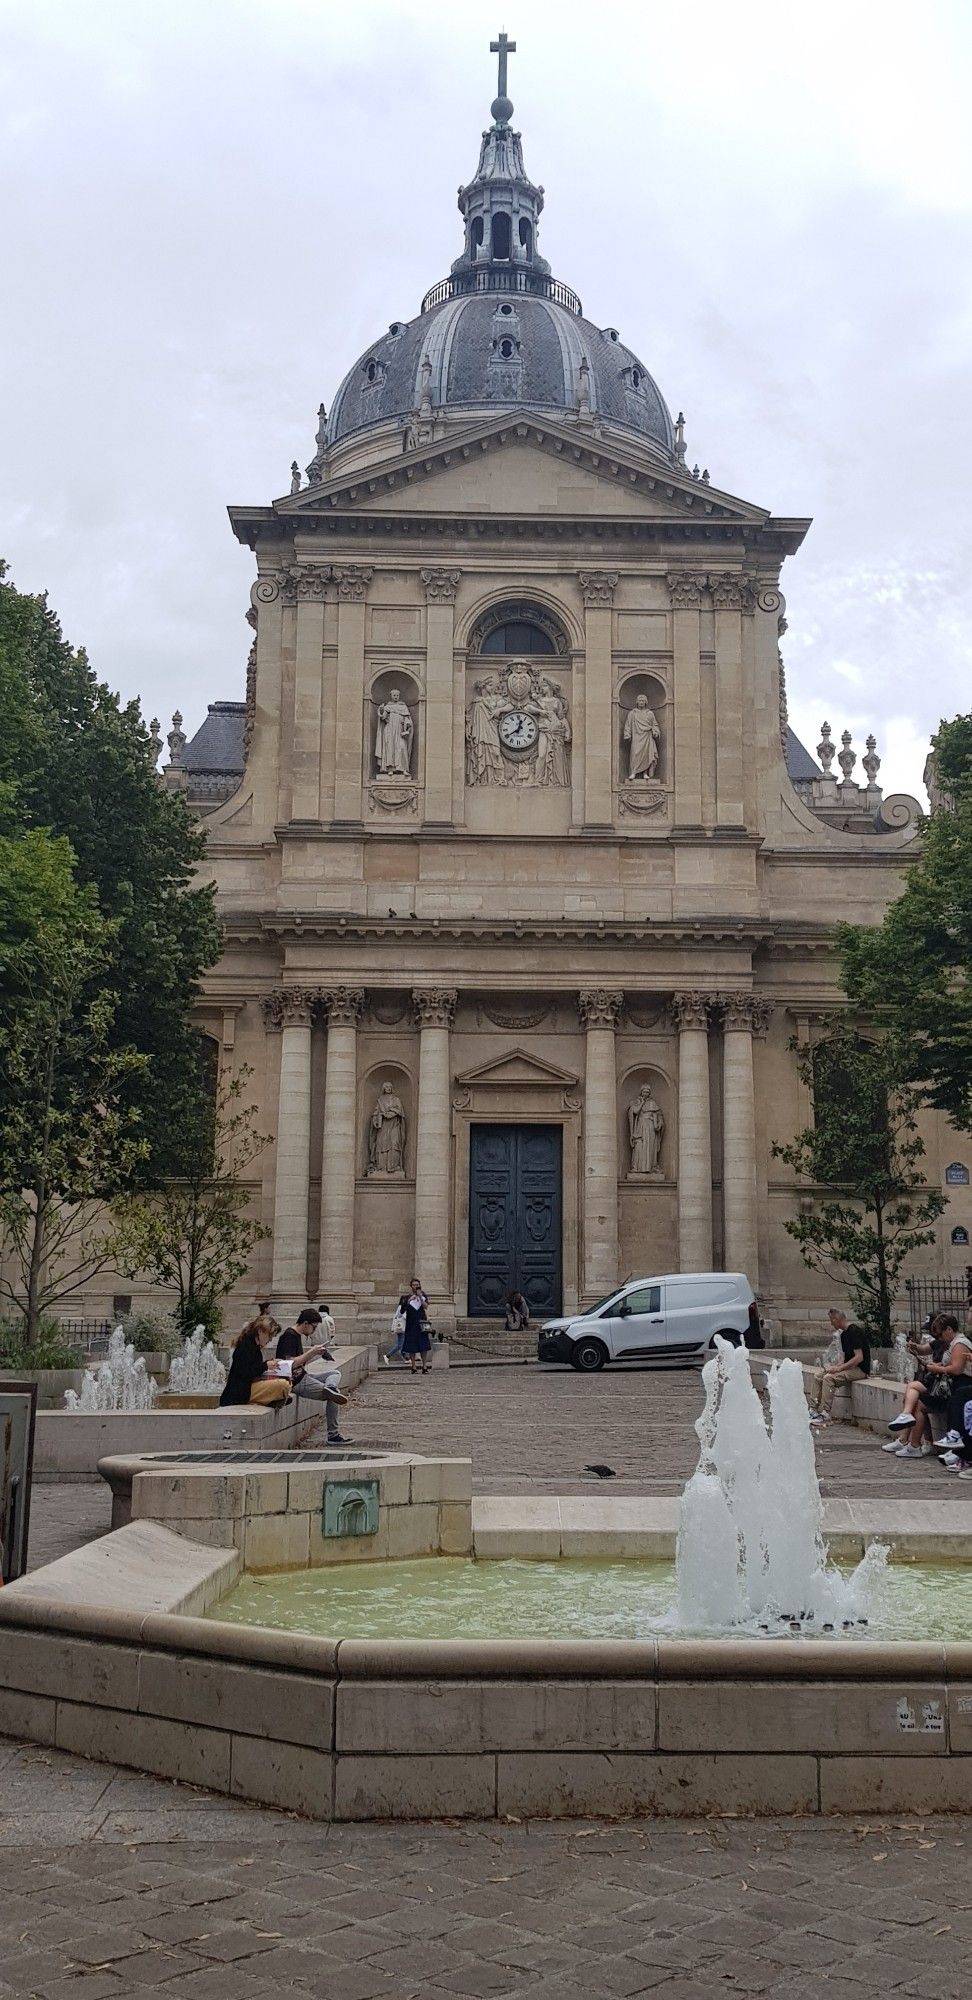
[903,1274,972,1332]
[421,268,583,316]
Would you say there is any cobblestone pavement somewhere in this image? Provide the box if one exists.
[28,1361,965,1571]
[0,1737,970,1999]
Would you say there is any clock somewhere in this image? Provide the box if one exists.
[498,710,539,753]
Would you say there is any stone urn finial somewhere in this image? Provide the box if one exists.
[147,717,162,768]
[167,711,187,767]
[817,721,835,772]
[838,729,857,782]
[862,733,881,786]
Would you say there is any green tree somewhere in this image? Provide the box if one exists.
[773,1023,946,1342]
[0,865,149,1342]
[109,1064,271,1337]
[839,712,972,1135]
[0,565,222,1178]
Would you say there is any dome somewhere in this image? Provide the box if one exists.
[326,295,674,454]
[311,38,677,473]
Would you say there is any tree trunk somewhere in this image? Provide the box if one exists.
[24,1184,46,1349]
[873,1200,891,1345]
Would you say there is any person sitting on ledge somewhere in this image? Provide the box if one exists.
[220,1314,289,1406]
[882,1314,955,1458]
[808,1308,870,1427]
[911,1315,972,1469]
[275,1306,350,1444]
[504,1289,531,1332]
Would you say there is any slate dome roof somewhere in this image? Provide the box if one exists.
[319,43,676,465]
[327,294,674,453]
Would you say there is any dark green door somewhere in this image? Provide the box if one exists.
[468,1124,562,1318]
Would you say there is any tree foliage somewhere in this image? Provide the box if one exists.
[839,712,972,1135]
[110,1065,271,1337]
[772,1022,945,1342]
[0,563,222,1178]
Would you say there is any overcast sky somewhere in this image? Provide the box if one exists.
[3,0,971,800]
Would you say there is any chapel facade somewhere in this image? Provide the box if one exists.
[165,41,970,1336]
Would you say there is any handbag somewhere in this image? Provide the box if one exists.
[391,1308,406,1337]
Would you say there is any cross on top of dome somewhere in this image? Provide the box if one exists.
[490,30,516,126]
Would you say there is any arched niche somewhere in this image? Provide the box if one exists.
[360,1062,413,1180]
[617,671,669,788]
[367,668,421,782]
[619,1064,672,1181]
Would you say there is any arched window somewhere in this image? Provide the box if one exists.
[499,338,514,360]
[491,213,511,260]
[481,619,555,655]
[470,216,484,256]
[519,217,533,255]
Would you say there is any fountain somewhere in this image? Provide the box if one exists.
[167,1326,226,1397]
[676,1339,886,1632]
[63,1325,158,1413]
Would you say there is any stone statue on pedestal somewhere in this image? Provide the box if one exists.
[623,695,660,781]
[367,1081,407,1176]
[627,1084,664,1176]
[375,690,414,776]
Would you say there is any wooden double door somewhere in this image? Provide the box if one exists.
[467,1124,562,1319]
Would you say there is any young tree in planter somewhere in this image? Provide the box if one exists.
[839,712,972,1136]
[0,861,149,1341]
[110,1064,271,1336]
[773,1022,946,1343]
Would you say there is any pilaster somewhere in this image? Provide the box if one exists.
[718,992,773,1286]
[578,987,623,1296]
[667,573,705,827]
[332,566,374,823]
[421,569,461,825]
[412,988,458,1309]
[262,987,315,1302]
[671,990,714,1270]
[318,986,365,1301]
[578,571,618,829]
[291,565,330,822]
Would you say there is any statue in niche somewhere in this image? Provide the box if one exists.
[374,689,414,777]
[628,1083,665,1177]
[623,694,661,781]
[465,663,571,787]
[367,1081,407,1176]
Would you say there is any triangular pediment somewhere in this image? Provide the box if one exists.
[273,412,777,530]
[454,1046,580,1090]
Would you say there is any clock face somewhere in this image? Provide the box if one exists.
[499,710,539,752]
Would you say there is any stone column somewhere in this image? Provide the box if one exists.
[290,566,329,822]
[412,987,458,1306]
[248,571,286,828]
[263,988,314,1302]
[667,573,705,827]
[578,571,618,828]
[578,988,623,1297]
[720,994,772,1285]
[317,986,365,1303]
[421,569,460,825]
[671,991,713,1270]
[332,566,373,823]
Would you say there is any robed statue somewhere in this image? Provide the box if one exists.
[375,690,414,777]
[628,1084,664,1176]
[367,1081,407,1176]
[623,695,660,781]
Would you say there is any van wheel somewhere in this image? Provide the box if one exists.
[570,1338,608,1373]
[710,1328,742,1349]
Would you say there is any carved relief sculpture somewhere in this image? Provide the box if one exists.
[367,1080,407,1177]
[374,688,414,776]
[465,662,570,787]
[628,1083,665,1177]
[623,695,661,781]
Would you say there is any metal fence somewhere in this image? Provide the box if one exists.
[902,1273,972,1332]
[58,1319,113,1353]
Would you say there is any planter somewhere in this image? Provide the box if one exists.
[155,1391,220,1411]
[0,1368,84,1411]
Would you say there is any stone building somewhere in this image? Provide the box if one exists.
[164,43,968,1337]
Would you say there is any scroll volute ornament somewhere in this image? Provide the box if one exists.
[578,570,619,608]
[412,987,458,1030]
[577,988,624,1030]
[421,567,461,603]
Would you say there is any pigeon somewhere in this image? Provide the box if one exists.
[583,1463,616,1479]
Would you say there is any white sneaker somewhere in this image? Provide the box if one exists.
[895,1444,926,1458]
[941,1452,963,1468]
[888,1413,915,1430]
[934,1432,962,1451]
[382,1353,390,1367]
[881,1438,906,1452]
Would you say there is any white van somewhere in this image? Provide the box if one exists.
[537,1273,761,1372]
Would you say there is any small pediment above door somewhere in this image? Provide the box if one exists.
[454,1047,580,1090]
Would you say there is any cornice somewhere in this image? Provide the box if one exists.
[230,510,805,557]
[220,911,781,951]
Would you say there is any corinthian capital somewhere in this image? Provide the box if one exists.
[412,987,458,1029]
[709,573,757,612]
[670,990,712,1032]
[577,988,624,1031]
[719,992,774,1035]
[333,565,374,602]
[578,570,619,608]
[666,572,705,611]
[262,987,314,1030]
[319,985,365,1027]
[421,567,461,603]
[291,563,331,603]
